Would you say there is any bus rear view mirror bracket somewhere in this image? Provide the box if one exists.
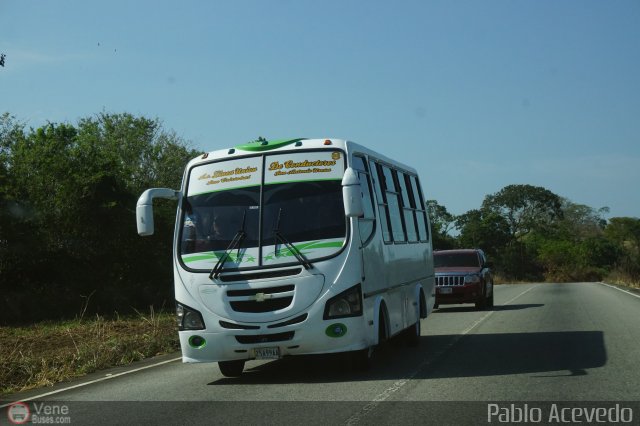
[342,167,364,218]
[136,188,180,236]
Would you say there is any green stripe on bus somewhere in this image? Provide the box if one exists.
[235,138,305,152]
[182,240,344,263]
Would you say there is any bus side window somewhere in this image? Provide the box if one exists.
[371,161,392,243]
[410,176,430,242]
[399,172,418,242]
[352,155,367,172]
[354,155,375,244]
[383,166,406,243]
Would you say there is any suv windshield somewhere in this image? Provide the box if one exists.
[434,252,480,268]
[179,150,346,270]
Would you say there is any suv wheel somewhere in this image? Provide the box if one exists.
[487,283,494,308]
[475,285,487,310]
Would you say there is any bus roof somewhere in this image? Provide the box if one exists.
[186,137,417,175]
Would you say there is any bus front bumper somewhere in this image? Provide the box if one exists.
[178,315,370,363]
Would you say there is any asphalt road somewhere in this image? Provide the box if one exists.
[3,283,640,425]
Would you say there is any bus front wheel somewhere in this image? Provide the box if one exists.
[218,360,245,377]
[351,347,373,371]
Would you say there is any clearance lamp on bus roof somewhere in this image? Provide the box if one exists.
[324,139,332,145]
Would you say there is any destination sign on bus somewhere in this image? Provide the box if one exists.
[187,156,263,196]
[265,151,344,185]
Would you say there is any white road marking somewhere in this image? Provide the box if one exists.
[598,282,640,300]
[0,356,182,408]
[344,284,538,425]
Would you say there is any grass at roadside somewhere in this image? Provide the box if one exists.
[493,271,640,289]
[0,309,179,396]
[605,271,640,289]
[492,274,533,284]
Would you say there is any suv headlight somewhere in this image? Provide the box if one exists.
[323,284,363,319]
[464,274,481,284]
[176,302,205,330]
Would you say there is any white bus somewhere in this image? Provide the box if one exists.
[136,138,435,377]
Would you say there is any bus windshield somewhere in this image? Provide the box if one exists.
[262,180,345,246]
[180,150,346,270]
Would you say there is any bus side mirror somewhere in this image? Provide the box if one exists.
[342,168,364,218]
[137,204,155,236]
[136,188,180,236]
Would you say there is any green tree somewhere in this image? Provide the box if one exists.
[468,184,563,280]
[426,200,456,249]
[518,199,619,282]
[535,236,618,282]
[605,217,640,282]
[481,184,563,243]
[0,114,27,294]
[0,112,198,323]
[605,217,640,248]
[555,199,608,239]
[455,209,510,257]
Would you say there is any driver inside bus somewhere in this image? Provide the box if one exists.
[208,214,227,241]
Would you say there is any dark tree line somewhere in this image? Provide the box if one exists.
[0,112,198,324]
[428,184,639,284]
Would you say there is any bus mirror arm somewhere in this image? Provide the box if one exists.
[342,168,364,218]
[136,188,180,236]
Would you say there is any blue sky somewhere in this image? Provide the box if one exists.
[2,0,639,218]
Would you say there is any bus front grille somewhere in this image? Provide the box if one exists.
[230,297,293,313]
[227,285,295,313]
[227,285,294,297]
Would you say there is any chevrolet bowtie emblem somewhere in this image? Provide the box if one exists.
[254,292,273,302]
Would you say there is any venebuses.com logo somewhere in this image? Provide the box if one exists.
[6,402,30,424]
[6,401,71,424]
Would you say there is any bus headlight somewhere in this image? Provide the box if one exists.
[323,284,363,319]
[176,302,205,330]
[464,274,481,284]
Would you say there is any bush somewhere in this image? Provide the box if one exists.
[0,113,197,324]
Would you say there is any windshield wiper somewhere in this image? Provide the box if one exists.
[209,210,247,279]
[273,208,312,270]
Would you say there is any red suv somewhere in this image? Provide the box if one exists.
[434,249,494,309]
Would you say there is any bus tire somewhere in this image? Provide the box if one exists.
[351,347,373,371]
[353,306,388,370]
[405,318,421,347]
[218,360,245,377]
[378,305,388,345]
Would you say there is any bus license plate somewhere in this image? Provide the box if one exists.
[439,287,452,294]
[254,347,280,360]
